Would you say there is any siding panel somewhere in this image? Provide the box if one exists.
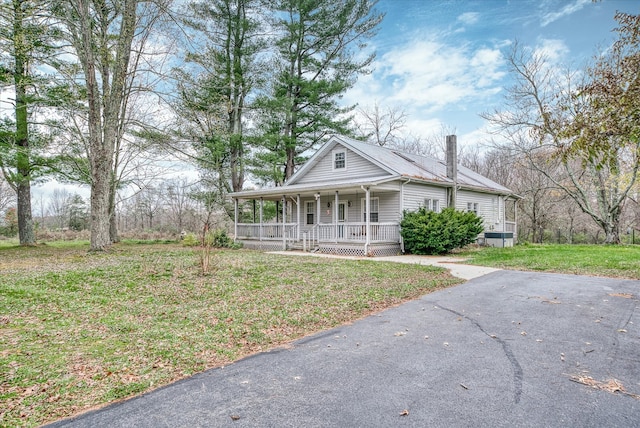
[456,190,501,230]
[297,144,390,184]
[401,182,447,213]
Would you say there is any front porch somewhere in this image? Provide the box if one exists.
[235,221,402,257]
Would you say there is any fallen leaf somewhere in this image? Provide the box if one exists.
[460,383,469,390]
[400,409,409,416]
[230,415,241,421]
[568,375,640,400]
[608,293,633,299]
[617,329,627,333]
[520,331,527,336]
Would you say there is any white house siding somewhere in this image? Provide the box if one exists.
[456,190,501,230]
[401,182,447,213]
[296,145,390,184]
[310,191,400,224]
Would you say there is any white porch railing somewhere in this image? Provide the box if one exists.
[238,222,399,244]
[236,223,298,241]
[310,222,400,243]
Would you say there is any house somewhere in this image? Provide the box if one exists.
[230,135,519,256]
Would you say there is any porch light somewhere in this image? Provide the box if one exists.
[327,202,331,208]
[348,201,352,207]
[314,193,320,200]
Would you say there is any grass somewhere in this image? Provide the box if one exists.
[0,243,461,427]
[458,243,640,279]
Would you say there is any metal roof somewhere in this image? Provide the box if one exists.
[231,135,514,199]
[333,136,512,194]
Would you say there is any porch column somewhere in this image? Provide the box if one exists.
[296,194,301,241]
[316,194,321,226]
[259,198,263,242]
[514,198,519,243]
[365,187,371,254]
[316,193,321,245]
[334,191,339,242]
[234,198,238,243]
[282,196,286,250]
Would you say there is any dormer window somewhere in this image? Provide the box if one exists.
[333,150,346,170]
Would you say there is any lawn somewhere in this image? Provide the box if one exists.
[458,243,640,279]
[0,242,461,427]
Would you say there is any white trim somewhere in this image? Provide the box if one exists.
[305,200,315,225]
[361,197,380,222]
[332,148,347,171]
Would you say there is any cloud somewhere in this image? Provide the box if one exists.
[534,38,569,63]
[366,39,505,112]
[457,12,480,26]
[540,0,590,27]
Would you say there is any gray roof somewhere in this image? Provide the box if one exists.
[327,136,512,194]
[231,135,514,199]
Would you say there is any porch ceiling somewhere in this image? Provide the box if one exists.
[230,175,399,201]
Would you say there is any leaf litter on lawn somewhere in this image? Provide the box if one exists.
[0,244,461,427]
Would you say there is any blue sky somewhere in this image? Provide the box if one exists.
[344,0,640,151]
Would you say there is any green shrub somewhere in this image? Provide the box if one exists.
[400,207,484,255]
[181,233,199,247]
[210,229,234,248]
[183,229,242,249]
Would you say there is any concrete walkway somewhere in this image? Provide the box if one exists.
[269,251,501,280]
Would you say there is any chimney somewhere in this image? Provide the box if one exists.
[446,135,457,208]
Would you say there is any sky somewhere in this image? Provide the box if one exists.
[16,0,640,203]
[343,0,640,152]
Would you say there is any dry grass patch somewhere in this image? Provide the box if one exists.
[0,243,461,427]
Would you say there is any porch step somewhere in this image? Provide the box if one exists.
[288,242,319,252]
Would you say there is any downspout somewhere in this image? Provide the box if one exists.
[361,185,370,256]
[446,135,458,208]
[234,198,238,243]
[400,179,411,253]
[334,191,339,242]
[514,198,519,243]
[400,178,411,215]
[315,193,321,247]
[259,197,263,242]
[282,196,286,250]
[296,194,301,242]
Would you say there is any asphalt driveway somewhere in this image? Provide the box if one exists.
[49,270,640,427]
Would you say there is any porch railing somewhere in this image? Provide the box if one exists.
[236,223,298,241]
[311,222,400,243]
[238,222,399,243]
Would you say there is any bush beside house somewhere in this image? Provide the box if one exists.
[400,207,484,255]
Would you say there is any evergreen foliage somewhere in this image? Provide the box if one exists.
[400,207,484,255]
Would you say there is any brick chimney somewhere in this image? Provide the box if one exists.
[446,135,457,208]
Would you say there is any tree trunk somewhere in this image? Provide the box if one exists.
[108,182,119,243]
[72,0,138,251]
[16,180,35,244]
[89,153,112,251]
[13,0,35,246]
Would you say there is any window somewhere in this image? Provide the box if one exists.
[306,201,315,225]
[424,198,440,212]
[467,202,479,214]
[333,150,346,170]
[362,197,379,222]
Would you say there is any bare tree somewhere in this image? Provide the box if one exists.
[57,0,169,251]
[162,177,197,233]
[355,101,407,147]
[48,188,71,230]
[0,175,15,219]
[482,33,640,244]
